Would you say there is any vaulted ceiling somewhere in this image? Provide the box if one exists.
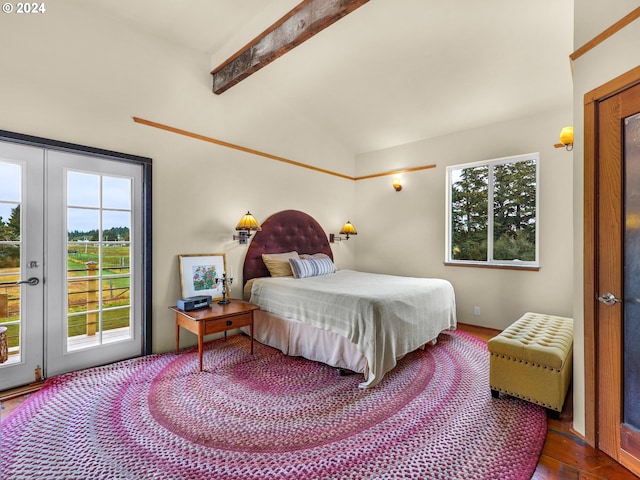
[70,0,574,154]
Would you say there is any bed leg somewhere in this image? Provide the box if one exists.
[337,368,356,377]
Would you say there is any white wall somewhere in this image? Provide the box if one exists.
[354,107,574,330]
[571,2,640,438]
[0,2,357,354]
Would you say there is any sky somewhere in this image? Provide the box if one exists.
[0,161,20,222]
[0,161,132,233]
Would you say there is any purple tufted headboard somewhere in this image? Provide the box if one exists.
[242,210,333,285]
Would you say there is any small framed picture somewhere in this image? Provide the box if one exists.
[178,253,227,300]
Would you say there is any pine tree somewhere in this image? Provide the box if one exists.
[493,160,536,261]
[7,205,20,241]
[451,165,488,261]
[450,159,536,262]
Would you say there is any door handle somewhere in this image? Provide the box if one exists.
[597,292,622,306]
[15,277,40,286]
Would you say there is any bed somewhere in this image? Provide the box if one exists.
[242,210,457,388]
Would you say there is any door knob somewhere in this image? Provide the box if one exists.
[15,277,40,286]
[597,292,622,306]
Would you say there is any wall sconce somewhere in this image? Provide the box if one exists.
[233,211,262,244]
[392,178,402,192]
[330,221,357,243]
[555,126,574,151]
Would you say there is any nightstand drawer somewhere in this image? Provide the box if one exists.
[204,312,253,335]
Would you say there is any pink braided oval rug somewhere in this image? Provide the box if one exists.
[0,330,547,479]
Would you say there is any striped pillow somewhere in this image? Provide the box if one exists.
[289,256,336,279]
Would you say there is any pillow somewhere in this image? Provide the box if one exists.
[299,253,330,260]
[262,251,300,277]
[289,256,336,279]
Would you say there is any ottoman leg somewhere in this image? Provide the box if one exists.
[546,408,560,420]
[491,389,500,398]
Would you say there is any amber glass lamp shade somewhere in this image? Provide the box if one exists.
[235,211,262,232]
[339,221,357,239]
[559,126,574,150]
[234,211,261,244]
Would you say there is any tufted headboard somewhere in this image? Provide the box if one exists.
[242,210,333,285]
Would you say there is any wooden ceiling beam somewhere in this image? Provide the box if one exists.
[210,0,369,94]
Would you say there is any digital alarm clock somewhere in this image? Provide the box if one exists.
[177,295,212,311]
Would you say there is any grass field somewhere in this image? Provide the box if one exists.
[0,244,131,349]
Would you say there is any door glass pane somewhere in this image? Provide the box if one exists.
[102,176,131,209]
[68,208,99,242]
[67,172,99,207]
[624,111,640,429]
[66,172,132,352]
[0,162,21,365]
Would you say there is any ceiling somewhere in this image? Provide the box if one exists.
[71,0,574,155]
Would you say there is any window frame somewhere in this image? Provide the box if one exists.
[445,152,540,269]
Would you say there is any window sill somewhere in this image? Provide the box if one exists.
[443,261,540,271]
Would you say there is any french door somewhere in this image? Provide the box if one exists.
[0,138,149,391]
[0,142,44,390]
[590,78,640,475]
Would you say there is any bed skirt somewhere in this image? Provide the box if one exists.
[242,310,369,376]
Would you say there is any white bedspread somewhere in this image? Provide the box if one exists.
[250,270,457,388]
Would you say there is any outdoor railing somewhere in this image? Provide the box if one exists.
[0,261,131,356]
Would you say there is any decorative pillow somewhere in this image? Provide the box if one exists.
[289,256,336,279]
[262,251,300,277]
[299,253,330,260]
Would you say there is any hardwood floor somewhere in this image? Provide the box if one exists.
[458,323,639,480]
[2,324,639,479]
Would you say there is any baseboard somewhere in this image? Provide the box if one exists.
[0,381,45,401]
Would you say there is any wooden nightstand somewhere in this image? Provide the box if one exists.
[169,300,260,371]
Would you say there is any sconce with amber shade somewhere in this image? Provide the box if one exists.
[233,211,262,244]
[554,126,574,151]
[330,220,358,243]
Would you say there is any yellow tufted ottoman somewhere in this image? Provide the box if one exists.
[488,312,573,412]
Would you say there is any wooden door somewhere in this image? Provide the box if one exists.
[594,79,640,475]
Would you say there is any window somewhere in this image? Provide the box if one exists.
[446,153,539,268]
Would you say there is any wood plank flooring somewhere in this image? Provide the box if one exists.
[2,324,639,479]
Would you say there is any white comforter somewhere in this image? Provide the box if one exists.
[250,270,457,388]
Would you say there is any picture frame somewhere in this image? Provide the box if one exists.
[178,253,227,300]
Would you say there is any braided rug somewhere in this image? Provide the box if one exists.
[0,330,546,479]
